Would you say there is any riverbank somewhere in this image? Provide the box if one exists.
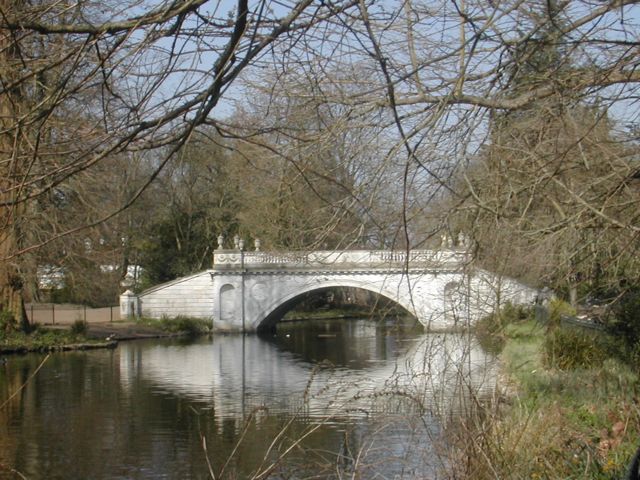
[281,307,406,322]
[0,316,212,354]
[0,328,118,354]
[281,309,364,322]
[447,309,640,479]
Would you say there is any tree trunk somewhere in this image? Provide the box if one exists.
[0,271,27,330]
[0,0,28,331]
[0,215,28,331]
[569,281,578,310]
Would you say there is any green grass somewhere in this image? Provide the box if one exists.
[280,307,394,321]
[0,327,98,352]
[501,321,545,380]
[281,308,358,320]
[456,309,640,479]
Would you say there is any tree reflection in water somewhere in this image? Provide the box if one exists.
[0,318,498,478]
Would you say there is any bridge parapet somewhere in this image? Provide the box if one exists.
[213,249,469,271]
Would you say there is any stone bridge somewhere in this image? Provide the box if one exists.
[120,246,536,332]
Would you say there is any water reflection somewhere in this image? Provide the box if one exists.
[0,318,497,479]
[269,318,418,367]
[120,319,496,420]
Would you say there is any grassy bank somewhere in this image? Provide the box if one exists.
[281,308,370,321]
[281,304,410,322]
[448,306,640,479]
[0,323,115,353]
[136,315,212,336]
[0,315,211,354]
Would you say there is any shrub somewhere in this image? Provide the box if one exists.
[548,298,576,326]
[70,319,88,335]
[608,287,640,348]
[542,327,610,370]
[475,318,507,355]
[500,302,531,324]
[158,315,210,336]
[475,302,534,354]
[0,309,16,332]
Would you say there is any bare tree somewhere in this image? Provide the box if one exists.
[223,0,640,290]
[2,0,640,326]
[0,0,360,326]
[223,69,400,250]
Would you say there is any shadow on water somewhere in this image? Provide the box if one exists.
[261,316,422,368]
[0,317,498,479]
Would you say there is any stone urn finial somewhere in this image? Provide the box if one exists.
[440,232,448,249]
[233,234,240,250]
[217,234,225,250]
[457,232,467,248]
[254,238,261,251]
[239,238,245,251]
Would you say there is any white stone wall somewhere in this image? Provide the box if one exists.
[467,270,538,320]
[209,270,472,332]
[124,257,538,331]
[226,269,537,332]
[136,271,215,319]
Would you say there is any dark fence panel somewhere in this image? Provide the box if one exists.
[535,304,605,331]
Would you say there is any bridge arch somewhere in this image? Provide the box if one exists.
[248,276,423,332]
[254,284,417,332]
[122,249,539,332]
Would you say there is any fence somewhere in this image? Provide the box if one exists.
[534,304,605,331]
[25,303,121,325]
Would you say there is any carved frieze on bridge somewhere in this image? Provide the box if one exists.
[212,249,469,272]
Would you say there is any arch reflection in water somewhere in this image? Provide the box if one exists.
[1,318,500,479]
[118,319,498,424]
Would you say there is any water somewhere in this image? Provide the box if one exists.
[0,318,497,479]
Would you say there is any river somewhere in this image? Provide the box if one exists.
[0,318,497,479]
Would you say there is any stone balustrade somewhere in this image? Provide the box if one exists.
[213,249,469,270]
